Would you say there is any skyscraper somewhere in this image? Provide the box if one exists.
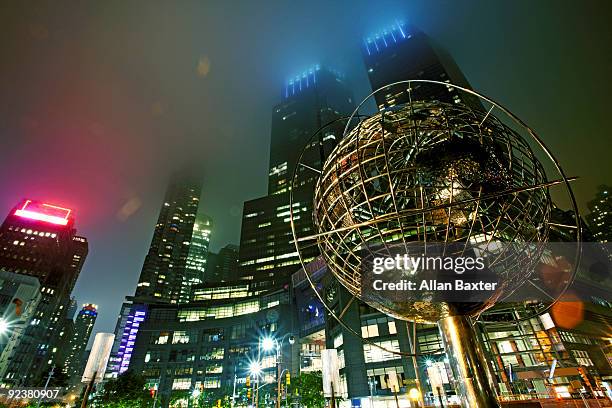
[63,304,98,382]
[66,297,78,320]
[239,66,355,285]
[134,173,209,304]
[204,244,239,283]
[184,215,212,295]
[106,300,146,377]
[586,185,612,242]
[268,65,355,195]
[239,188,315,285]
[362,22,479,110]
[0,199,88,385]
[109,171,209,377]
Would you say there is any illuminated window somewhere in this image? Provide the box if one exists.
[206,364,223,374]
[155,332,170,345]
[203,378,220,389]
[333,334,343,349]
[172,331,190,344]
[572,350,594,366]
[367,366,405,390]
[202,347,225,360]
[363,340,401,363]
[361,324,379,338]
[172,378,191,390]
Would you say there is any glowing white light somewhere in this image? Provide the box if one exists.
[261,337,275,351]
[0,319,8,334]
[249,361,261,376]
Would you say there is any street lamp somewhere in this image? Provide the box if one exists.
[0,318,9,334]
[408,388,421,403]
[249,361,262,377]
[262,337,275,352]
[258,334,294,408]
[192,388,201,408]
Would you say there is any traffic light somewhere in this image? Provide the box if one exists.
[12,298,23,316]
[246,374,252,401]
[285,372,290,385]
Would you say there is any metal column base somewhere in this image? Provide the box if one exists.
[438,315,500,408]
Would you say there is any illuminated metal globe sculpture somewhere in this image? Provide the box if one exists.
[293,81,579,408]
[312,98,554,323]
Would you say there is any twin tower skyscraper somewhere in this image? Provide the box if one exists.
[108,22,475,377]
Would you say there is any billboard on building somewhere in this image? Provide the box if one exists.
[82,333,115,383]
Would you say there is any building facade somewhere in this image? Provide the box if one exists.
[586,185,612,243]
[239,66,355,287]
[0,270,41,385]
[128,283,295,408]
[106,299,147,377]
[268,65,355,195]
[0,199,88,385]
[134,172,209,304]
[204,244,239,283]
[110,171,211,378]
[63,303,98,383]
[238,187,315,287]
[362,22,480,111]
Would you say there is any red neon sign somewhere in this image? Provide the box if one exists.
[14,200,72,226]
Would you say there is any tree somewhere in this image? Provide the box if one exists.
[190,385,233,408]
[289,371,326,408]
[94,370,153,407]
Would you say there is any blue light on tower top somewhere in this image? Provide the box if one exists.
[285,64,320,99]
[364,21,411,55]
[283,65,345,99]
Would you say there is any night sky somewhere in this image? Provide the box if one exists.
[0,1,610,340]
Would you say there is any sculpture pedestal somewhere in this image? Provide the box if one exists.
[438,315,500,407]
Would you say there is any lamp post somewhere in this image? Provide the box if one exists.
[425,359,446,408]
[192,387,201,408]
[250,361,262,408]
[367,376,375,408]
[260,334,295,408]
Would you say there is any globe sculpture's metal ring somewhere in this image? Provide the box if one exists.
[290,80,581,356]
